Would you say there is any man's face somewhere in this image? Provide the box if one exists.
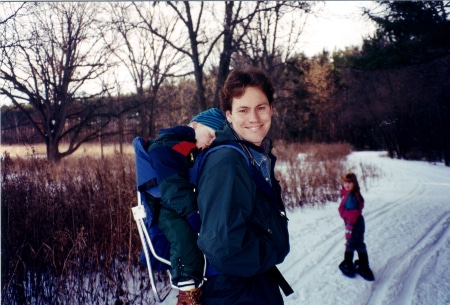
[194,123,216,150]
[226,86,273,146]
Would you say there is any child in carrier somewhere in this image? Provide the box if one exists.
[338,172,375,281]
[147,108,225,305]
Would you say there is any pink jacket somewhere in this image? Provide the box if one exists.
[338,189,364,225]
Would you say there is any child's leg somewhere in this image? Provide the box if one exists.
[355,251,375,281]
[353,217,375,281]
[158,207,205,288]
[339,218,362,278]
[354,240,374,281]
[339,247,356,277]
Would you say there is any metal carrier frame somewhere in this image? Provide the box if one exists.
[131,192,172,302]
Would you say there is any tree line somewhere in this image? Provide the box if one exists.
[1,1,449,165]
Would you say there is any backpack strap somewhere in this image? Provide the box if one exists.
[268,266,294,297]
[227,126,257,167]
[189,142,252,186]
[138,177,158,193]
[234,141,255,167]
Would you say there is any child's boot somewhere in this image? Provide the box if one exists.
[339,251,355,278]
[355,252,375,281]
[176,287,202,305]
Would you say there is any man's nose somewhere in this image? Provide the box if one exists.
[248,109,259,121]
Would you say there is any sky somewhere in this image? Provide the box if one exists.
[157,151,450,305]
[300,1,378,57]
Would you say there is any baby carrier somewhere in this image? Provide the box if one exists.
[131,136,172,302]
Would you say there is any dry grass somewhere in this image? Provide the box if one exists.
[276,142,348,209]
[1,141,381,304]
[1,149,154,304]
[1,143,134,158]
[274,141,381,209]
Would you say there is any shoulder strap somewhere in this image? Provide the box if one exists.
[234,141,255,167]
[189,142,252,186]
[137,178,158,193]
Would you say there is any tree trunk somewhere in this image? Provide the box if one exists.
[46,137,61,163]
[213,1,234,108]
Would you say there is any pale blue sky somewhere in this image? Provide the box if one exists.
[301,1,377,56]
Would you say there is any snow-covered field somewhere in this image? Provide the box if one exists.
[160,151,450,305]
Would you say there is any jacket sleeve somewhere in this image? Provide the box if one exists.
[197,148,279,277]
[149,145,197,217]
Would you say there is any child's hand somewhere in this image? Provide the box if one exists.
[345,224,353,240]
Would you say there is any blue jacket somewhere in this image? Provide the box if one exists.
[197,124,290,277]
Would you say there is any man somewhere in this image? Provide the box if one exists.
[196,68,291,304]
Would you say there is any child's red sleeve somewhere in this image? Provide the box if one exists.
[172,141,197,156]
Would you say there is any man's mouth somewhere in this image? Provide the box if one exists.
[247,125,262,131]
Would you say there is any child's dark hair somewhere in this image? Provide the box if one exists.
[219,67,274,112]
[342,172,361,193]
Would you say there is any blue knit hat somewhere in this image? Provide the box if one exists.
[190,108,225,131]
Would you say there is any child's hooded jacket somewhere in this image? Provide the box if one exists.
[338,189,364,225]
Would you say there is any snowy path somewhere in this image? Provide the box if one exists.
[159,152,450,305]
[281,152,450,305]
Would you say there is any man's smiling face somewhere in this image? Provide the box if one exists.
[226,86,273,146]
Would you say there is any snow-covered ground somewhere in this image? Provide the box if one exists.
[160,151,450,305]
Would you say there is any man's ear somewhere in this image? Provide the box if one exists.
[226,110,232,123]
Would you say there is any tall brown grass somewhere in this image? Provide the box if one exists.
[1,148,156,304]
[275,142,359,209]
[1,142,380,304]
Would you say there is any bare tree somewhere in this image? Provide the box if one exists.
[0,2,113,162]
[159,1,213,111]
[212,1,263,107]
[235,2,311,73]
[123,2,313,114]
[0,2,26,26]
[105,2,187,137]
[139,2,259,111]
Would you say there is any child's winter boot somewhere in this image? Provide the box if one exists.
[176,287,202,305]
[339,251,355,278]
[354,252,375,281]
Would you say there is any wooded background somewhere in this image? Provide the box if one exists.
[1,1,449,165]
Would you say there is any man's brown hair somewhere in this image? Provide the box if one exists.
[219,67,274,112]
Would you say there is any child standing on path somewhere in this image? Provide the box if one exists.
[147,108,226,305]
[338,172,375,281]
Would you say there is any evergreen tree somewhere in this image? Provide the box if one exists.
[356,1,450,69]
